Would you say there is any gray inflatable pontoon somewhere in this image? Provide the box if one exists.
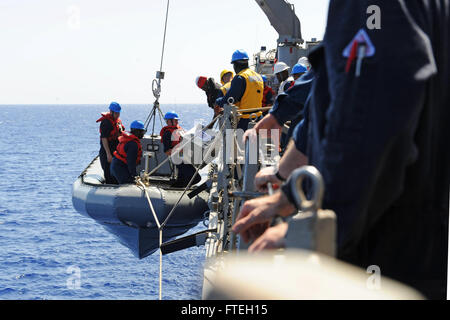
[72,137,210,259]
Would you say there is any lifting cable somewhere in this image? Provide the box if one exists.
[152,0,170,101]
[146,0,170,133]
[138,115,226,300]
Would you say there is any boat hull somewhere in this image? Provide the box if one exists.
[72,157,209,258]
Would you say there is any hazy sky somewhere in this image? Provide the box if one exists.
[0,0,329,105]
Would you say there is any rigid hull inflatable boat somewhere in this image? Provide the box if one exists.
[72,136,210,259]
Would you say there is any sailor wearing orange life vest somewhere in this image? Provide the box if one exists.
[160,112,201,188]
[96,102,125,184]
[110,120,146,184]
[261,75,275,108]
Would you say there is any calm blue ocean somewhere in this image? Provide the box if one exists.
[0,104,213,300]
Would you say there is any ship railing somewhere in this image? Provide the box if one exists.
[221,100,337,256]
[136,112,227,300]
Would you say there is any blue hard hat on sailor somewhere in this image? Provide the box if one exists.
[231,50,249,63]
[292,63,307,75]
[109,102,121,113]
[130,120,145,130]
[164,111,179,120]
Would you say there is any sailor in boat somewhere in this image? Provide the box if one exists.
[110,120,146,184]
[273,61,294,95]
[160,111,201,188]
[233,0,450,300]
[215,49,264,132]
[96,101,125,184]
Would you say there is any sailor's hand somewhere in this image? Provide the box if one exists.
[248,222,288,253]
[254,166,281,192]
[255,114,282,132]
[232,192,295,243]
[107,153,113,163]
[214,105,223,116]
[242,114,282,143]
[242,127,257,145]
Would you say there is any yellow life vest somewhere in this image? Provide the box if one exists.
[235,68,264,118]
[220,81,232,96]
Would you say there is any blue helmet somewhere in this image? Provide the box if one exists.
[231,49,249,63]
[109,101,121,113]
[130,120,145,130]
[164,111,179,120]
[292,63,307,75]
[261,75,268,83]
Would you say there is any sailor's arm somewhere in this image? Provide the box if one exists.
[248,222,289,252]
[244,79,312,142]
[255,140,308,191]
[100,120,114,163]
[101,138,113,163]
[232,190,295,243]
[254,114,309,192]
[234,115,309,244]
[269,78,312,126]
[215,76,246,107]
[125,141,139,177]
[234,140,308,244]
[206,79,223,109]
[279,140,308,178]
[162,131,173,156]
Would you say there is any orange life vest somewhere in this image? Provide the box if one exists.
[113,132,142,165]
[159,125,183,149]
[96,112,125,142]
[262,86,275,107]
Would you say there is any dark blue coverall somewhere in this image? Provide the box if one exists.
[110,141,139,184]
[99,119,118,184]
[270,71,314,151]
[280,80,294,94]
[284,0,450,299]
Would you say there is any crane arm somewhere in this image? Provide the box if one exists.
[254,0,303,43]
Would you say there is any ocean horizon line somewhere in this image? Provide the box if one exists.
[0,103,205,106]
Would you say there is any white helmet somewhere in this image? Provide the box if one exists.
[297,57,311,70]
[274,61,290,75]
